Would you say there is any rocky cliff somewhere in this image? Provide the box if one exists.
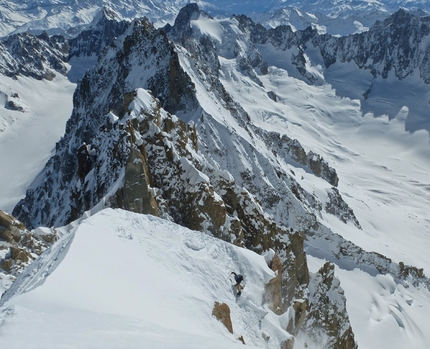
[0,210,56,293]
[0,31,68,80]
[68,6,130,61]
[236,9,430,83]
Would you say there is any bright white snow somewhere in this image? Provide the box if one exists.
[0,209,292,349]
[0,74,75,213]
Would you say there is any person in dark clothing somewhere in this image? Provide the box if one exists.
[231,272,244,296]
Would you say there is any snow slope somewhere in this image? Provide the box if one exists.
[0,208,293,349]
[0,74,75,213]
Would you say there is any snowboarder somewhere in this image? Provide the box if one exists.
[231,272,244,296]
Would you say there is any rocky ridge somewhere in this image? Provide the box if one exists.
[0,31,68,81]
[68,7,130,61]
[236,9,430,84]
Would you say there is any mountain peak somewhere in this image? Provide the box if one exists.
[168,3,202,33]
[91,5,124,27]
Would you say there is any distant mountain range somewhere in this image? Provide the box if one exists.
[1,0,430,37]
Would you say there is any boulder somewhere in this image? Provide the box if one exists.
[212,301,233,334]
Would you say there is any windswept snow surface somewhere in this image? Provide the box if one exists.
[308,255,430,349]
[2,210,430,349]
[0,74,75,213]
[0,208,291,349]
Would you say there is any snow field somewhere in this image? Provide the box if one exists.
[0,73,75,213]
[0,208,293,349]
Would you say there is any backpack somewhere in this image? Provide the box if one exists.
[236,274,243,283]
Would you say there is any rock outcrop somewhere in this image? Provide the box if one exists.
[212,301,233,334]
[303,262,357,349]
[0,211,54,278]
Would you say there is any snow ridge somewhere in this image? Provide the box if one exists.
[0,209,294,349]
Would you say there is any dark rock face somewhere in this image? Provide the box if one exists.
[164,2,201,39]
[68,7,130,60]
[0,32,68,80]
[122,147,159,216]
[325,188,360,228]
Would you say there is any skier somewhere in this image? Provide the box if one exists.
[231,272,244,296]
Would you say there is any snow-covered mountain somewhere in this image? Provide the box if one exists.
[1,2,430,349]
[0,0,184,37]
[255,0,430,35]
